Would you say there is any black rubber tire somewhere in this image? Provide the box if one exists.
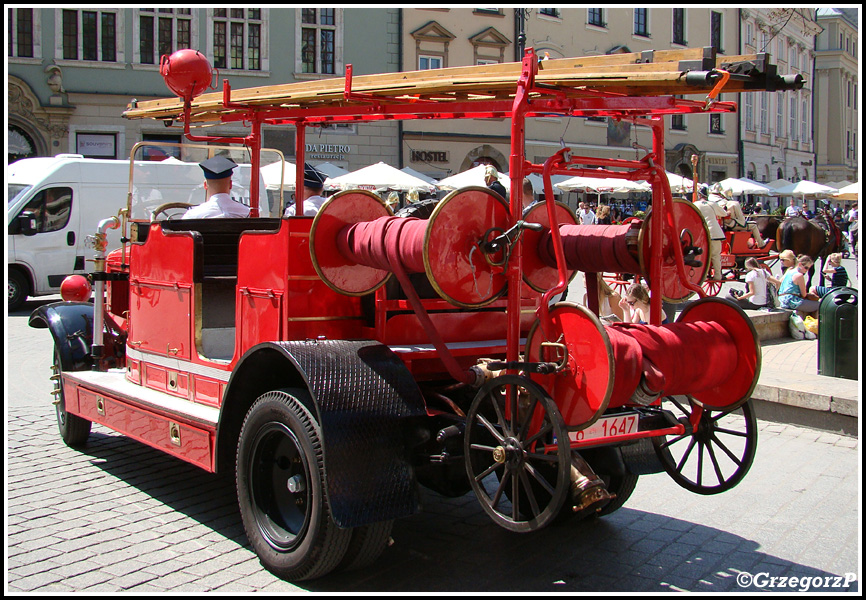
[53,349,92,447]
[8,269,29,312]
[236,389,351,581]
[595,472,639,517]
[336,520,394,572]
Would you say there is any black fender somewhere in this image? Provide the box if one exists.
[28,301,94,372]
[220,339,428,529]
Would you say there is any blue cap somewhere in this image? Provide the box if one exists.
[304,163,327,188]
[200,155,237,180]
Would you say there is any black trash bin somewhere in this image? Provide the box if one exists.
[817,287,858,380]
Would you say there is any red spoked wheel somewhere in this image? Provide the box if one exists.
[652,396,758,495]
[602,272,638,296]
[701,276,724,296]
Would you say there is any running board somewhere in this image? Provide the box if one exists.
[62,369,219,472]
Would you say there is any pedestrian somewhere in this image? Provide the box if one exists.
[520,177,537,216]
[182,156,250,219]
[483,165,508,202]
[284,163,329,216]
[778,254,821,317]
[846,204,858,249]
[785,198,802,218]
[578,201,597,225]
[808,253,848,297]
[596,203,611,224]
[694,185,726,281]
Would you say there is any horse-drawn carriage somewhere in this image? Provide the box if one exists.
[30,47,802,581]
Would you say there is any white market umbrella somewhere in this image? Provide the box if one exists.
[313,162,350,178]
[325,162,437,193]
[400,166,439,186]
[437,164,510,191]
[260,159,297,190]
[717,177,777,197]
[832,182,859,202]
[556,175,650,194]
[823,180,853,190]
[523,172,569,195]
[770,179,838,198]
[765,178,795,195]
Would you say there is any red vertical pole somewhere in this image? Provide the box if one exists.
[506,49,536,364]
[295,122,306,215]
[649,117,665,325]
[248,116,261,218]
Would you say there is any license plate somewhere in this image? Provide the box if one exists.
[569,412,639,443]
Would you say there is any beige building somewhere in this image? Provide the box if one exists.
[739,8,820,189]
[813,7,858,184]
[400,7,744,185]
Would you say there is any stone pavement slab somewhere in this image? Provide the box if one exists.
[5,404,859,593]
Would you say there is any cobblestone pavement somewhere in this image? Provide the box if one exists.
[6,405,859,593]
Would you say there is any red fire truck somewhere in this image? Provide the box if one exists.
[30,47,802,581]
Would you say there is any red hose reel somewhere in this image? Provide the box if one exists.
[310,187,511,308]
[526,297,761,430]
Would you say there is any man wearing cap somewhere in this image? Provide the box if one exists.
[284,163,328,217]
[693,184,726,281]
[182,156,251,219]
[483,165,508,202]
[714,187,767,248]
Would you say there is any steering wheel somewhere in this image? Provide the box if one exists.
[151,202,195,221]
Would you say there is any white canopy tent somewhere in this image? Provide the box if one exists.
[260,160,297,190]
[764,178,795,194]
[436,164,510,191]
[324,162,437,193]
[770,180,838,198]
[400,166,439,186]
[717,177,777,197]
[313,162,350,178]
[556,175,650,194]
[832,182,859,202]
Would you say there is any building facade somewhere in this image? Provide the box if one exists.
[738,8,820,190]
[7,8,401,169]
[398,7,745,185]
[813,7,859,184]
[8,7,857,190]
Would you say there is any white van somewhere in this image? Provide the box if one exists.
[8,154,269,310]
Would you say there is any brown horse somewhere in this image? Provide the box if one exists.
[775,211,843,286]
[754,215,781,251]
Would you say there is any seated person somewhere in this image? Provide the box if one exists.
[778,254,821,317]
[182,156,251,219]
[715,191,765,247]
[728,257,778,309]
[809,253,849,297]
[284,163,329,216]
[618,282,668,324]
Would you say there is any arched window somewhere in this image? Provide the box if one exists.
[8,125,37,164]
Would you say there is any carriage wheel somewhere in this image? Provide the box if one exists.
[702,277,723,296]
[464,375,571,532]
[652,396,757,495]
[602,272,634,296]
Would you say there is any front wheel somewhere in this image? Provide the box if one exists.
[237,389,351,581]
[53,349,92,447]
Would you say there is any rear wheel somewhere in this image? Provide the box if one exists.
[337,520,394,572]
[237,389,351,581]
[8,269,29,312]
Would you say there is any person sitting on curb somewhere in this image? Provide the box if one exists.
[808,252,849,298]
[778,254,821,318]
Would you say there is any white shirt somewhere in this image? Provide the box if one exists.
[284,194,327,217]
[745,269,768,305]
[182,193,251,219]
[695,199,726,240]
[579,209,597,225]
[785,205,801,218]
